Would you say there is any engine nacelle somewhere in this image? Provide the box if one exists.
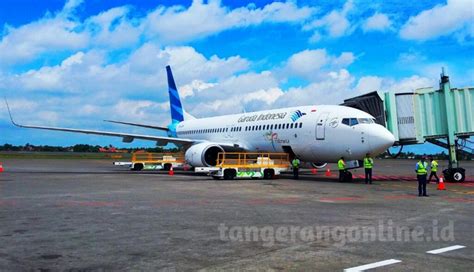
[185,143,224,167]
[311,162,328,169]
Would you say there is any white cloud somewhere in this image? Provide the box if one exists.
[179,80,216,98]
[243,87,284,105]
[397,50,427,65]
[143,0,314,42]
[62,0,84,13]
[187,71,281,116]
[85,7,141,49]
[362,13,392,32]
[355,75,435,94]
[0,0,91,67]
[354,76,383,93]
[4,45,249,96]
[304,0,355,40]
[0,18,89,66]
[285,49,355,80]
[274,69,355,107]
[0,0,312,69]
[400,0,474,41]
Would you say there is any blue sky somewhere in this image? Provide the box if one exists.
[0,0,473,153]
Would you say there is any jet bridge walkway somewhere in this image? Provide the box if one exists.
[343,70,474,182]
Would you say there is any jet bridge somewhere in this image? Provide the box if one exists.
[343,70,474,182]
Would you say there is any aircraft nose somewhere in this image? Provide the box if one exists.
[369,125,395,153]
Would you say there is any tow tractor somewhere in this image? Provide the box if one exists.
[114,152,185,171]
[210,152,290,180]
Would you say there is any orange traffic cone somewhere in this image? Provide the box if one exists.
[0,162,3,173]
[437,177,446,190]
[169,166,174,176]
[325,168,331,176]
[311,168,317,174]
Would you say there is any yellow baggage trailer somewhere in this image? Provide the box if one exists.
[114,152,185,171]
[211,152,290,180]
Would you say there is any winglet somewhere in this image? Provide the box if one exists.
[4,97,20,127]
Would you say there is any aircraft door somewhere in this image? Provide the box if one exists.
[316,113,329,140]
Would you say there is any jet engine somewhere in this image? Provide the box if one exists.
[311,162,328,169]
[185,142,224,167]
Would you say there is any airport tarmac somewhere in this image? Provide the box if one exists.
[0,159,473,271]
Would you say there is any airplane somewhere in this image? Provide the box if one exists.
[6,65,395,169]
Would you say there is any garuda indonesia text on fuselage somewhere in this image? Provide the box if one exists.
[7,66,395,167]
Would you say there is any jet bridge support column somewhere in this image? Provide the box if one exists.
[440,69,458,168]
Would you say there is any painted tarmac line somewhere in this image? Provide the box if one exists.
[426,245,466,254]
[343,259,402,271]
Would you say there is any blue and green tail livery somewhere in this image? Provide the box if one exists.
[167,65,184,124]
[166,65,184,137]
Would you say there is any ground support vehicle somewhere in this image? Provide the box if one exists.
[114,152,185,171]
[210,152,290,180]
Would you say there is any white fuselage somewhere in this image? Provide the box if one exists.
[175,105,395,163]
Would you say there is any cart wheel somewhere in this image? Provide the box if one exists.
[224,169,236,180]
[132,163,144,171]
[263,169,274,179]
[452,169,465,182]
[443,168,465,182]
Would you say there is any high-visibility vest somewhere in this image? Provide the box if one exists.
[364,157,373,169]
[338,159,345,170]
[431,160,438,172]
[292,159,300,168]
[416,161,428,175]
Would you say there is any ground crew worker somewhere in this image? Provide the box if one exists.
[292,157,300,179]
[338,157,346,182]
[364,153,374,184]
[428,156,439,183]
[416,157,429,197]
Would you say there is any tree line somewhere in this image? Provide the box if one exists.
[0,143,180,153]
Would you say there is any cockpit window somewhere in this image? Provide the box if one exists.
[350,118,358,126]
[342,118,369,126]
[357,118,374,124]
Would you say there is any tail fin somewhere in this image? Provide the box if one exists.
[166,65,184,123]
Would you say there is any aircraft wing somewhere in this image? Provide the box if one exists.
[5,99,193,146]
[11,122,195,146]
[104,120,169,131]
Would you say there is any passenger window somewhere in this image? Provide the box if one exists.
[286,124,289,129]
